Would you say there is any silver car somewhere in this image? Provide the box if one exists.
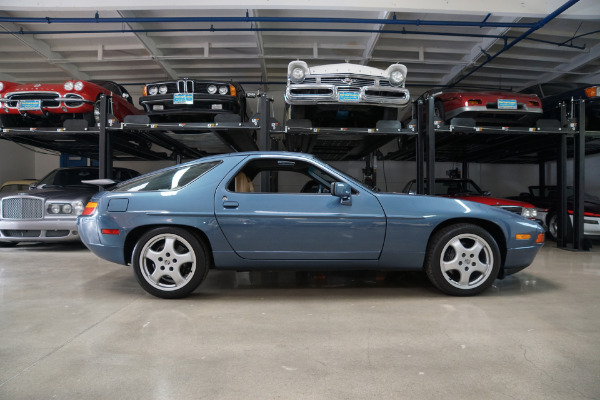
[0,166,138,247]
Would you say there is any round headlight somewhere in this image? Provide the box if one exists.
[290,67,305,83]
[389,70,405,86]
[207,85,217,94]
[61,204,73,214]
[64,81,74,91]
[148,86,158,96]
[48,204,61,214]
[158,85,168,94]
[73,201,85,216]
[0,82,4,91]
[74,81,84,91]
[218,86,228,95]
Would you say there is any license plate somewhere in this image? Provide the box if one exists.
[338,92,360,102]
[498,99,517,109]
[211,104,223,110]
[18,100,41,110]
[173,94,193,105]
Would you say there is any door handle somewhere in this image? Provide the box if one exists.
[223,200,239,208]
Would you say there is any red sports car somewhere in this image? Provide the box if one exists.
[0,80,143,128]
[416,89,543,127]
[402,178,541,223]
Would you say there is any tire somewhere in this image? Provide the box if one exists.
[132,227,210,299]
[425,224,501,296]
[547,212,558,241]
[547,211,572,242]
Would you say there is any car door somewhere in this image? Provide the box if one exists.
[213,157,386,260]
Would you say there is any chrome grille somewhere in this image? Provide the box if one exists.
[2,197,44,219]
[5,92,60,108]
[320,77,375,86]
[177,80,194,93]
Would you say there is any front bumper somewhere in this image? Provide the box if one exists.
[139,94,240,116]
[0,218,80,243]
[285,84,410,107]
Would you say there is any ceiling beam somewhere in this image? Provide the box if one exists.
[0,13,89,81]
[440,16,519,86]
[516,41,600,90]
[117,10,178,80]
[361,11,389,65]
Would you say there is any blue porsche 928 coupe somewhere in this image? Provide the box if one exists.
[78,152,544,298]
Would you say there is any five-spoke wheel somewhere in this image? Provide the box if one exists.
[132,227,209,299]
[425,224,500,296]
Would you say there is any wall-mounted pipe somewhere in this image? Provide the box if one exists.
[0,26,587,50]
[0,14,539,29]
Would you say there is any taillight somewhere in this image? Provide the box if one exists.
[584,86,599,98]
[81,202,98,216]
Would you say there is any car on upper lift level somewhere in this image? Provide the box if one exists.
[0,80,143,128]
[519,82,600,131]
[411,89,543,127]
[284,61,410,129]
[139,79,248,123]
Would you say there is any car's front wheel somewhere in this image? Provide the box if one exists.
[425,224,500,296]
[132,227,210,299]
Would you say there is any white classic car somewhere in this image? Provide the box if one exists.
[284,61,410,129]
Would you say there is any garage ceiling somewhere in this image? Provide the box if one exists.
[1,0,599,102]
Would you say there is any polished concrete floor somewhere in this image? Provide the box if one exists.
[1,241,599,400]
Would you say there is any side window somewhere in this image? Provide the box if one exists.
[227,159,337,194]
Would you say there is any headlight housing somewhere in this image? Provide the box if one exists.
[287,61,309,84]
[389,70,405,86]
[64,81,74,91]
[521,208,538,218]
[218,85,229,95]
[158,85,168,94]
[207,85,217,94]
[0,82,4,91]
[148,86,158,96]
[47,203,75,215]
[74,81,84,91]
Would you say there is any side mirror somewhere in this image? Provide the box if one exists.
[331,182,352,206]
[28,183,37,190]
[122,93,130,99]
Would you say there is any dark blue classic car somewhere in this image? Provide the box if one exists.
[78,152,544,298]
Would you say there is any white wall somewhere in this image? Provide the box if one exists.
[0,140,36,182]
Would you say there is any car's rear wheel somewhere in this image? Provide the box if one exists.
[132,227,210,299]
[425,224,500,296]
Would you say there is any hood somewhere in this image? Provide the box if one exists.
[449,194,535,208]
[1,187,98,201]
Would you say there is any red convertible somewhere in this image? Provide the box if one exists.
[0,80,143,128]
[416,89,543,127]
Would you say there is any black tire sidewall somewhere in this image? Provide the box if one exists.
[425,224,501,296]
[132,227,208,299]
